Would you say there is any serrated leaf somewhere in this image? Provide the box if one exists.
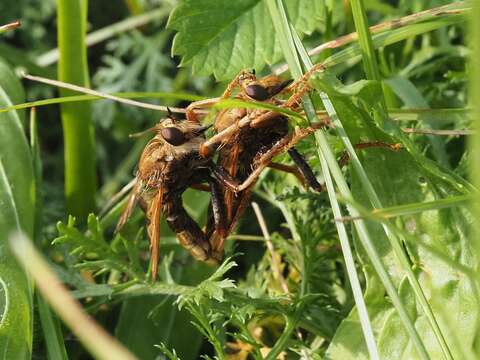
[0,59,35,358]
[168,0,324,80]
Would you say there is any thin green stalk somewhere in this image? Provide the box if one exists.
[319,151,380,359]
[349,0,382,82]
[338,194,473,222]
[268,0,431,358]
[0,91,204,114]
[265,316,299,360]
[266,1,379,358]
[57,0,97,221]
[36,294,69,360]
[349,0,388,127]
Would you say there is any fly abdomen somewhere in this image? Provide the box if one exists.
[163,193,212,262]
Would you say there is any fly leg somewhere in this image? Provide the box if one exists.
[214,126,321,193]
[287,148,323,192]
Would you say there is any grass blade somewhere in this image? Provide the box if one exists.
[266,0,380,358]
[347,1,453,358]
[337,194,472,222]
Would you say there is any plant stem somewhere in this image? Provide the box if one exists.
[57,0,97,221]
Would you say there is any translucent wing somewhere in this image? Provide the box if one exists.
[147,187,163,280]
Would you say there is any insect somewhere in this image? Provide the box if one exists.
[115,114,228,279]
[23,70,400,278]
[186,70,327,259]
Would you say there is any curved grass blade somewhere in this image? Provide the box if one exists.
[0,92,204,114]
[266,1,381,358]
[23,73,185,113]
[274,2,469,74]
[337,194,472,222]
[322,16,466,70]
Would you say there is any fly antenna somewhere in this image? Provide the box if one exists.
[21,72,187,114]
[128,126,157,138]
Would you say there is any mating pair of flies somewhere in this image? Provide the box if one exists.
[111,68,399,279]
[115,69,328,279]
[27,67,398,279]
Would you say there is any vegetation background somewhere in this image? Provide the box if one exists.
[0,0,477,359]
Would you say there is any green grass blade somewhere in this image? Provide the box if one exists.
[36,294,69,360]
[318,150,380,358]
[349,0,382,84]
[57,0,97,220]
[338,194,473,222]
[344,2,453,357]
[322,15,466,70]
[267,1,380,358]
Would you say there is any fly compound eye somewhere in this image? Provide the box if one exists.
[245,84,270,101]
[161,127,186,146]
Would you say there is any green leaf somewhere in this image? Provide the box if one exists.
[168,0,324,80]
[321,78,478,359]
[0,58,35,358]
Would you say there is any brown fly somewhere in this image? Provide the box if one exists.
[186,70,327,259]
[115,114,228,279]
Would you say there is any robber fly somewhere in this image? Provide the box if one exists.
[22,73,233,279]
[114,114,230,279]
[186,70,327,258]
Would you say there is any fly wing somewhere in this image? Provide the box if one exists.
[147,186,163,280]
[115,180,141,233]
